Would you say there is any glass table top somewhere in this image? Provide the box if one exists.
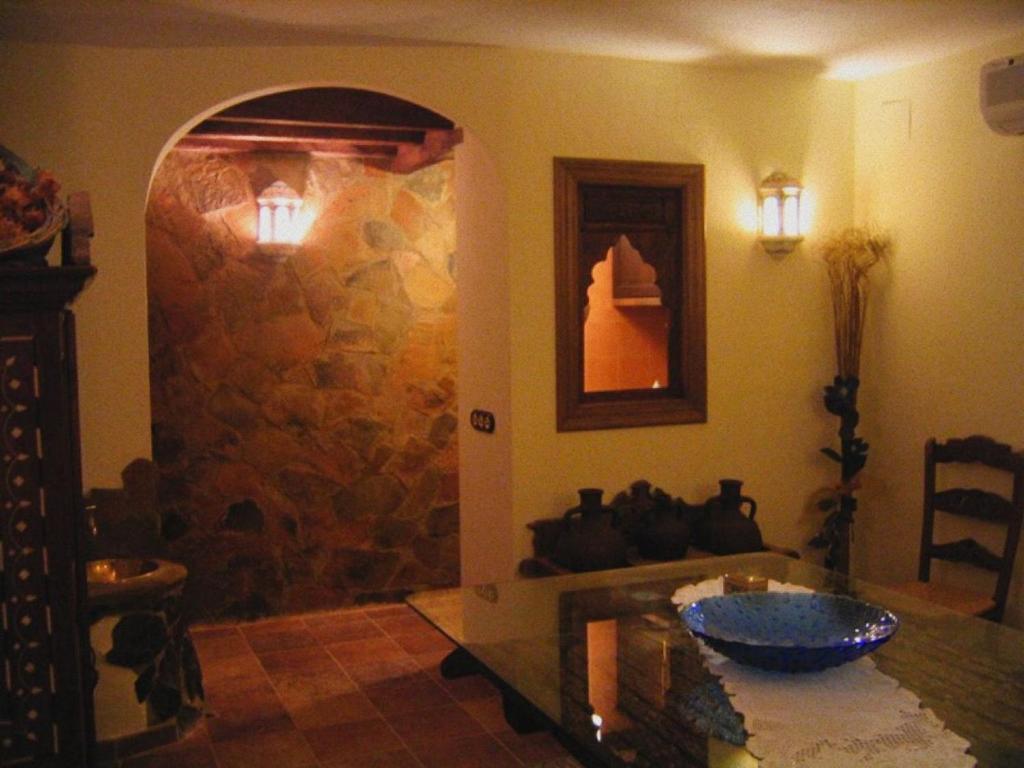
[408,553,1024,768]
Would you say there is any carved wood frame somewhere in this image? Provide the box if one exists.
[554,158,706,431]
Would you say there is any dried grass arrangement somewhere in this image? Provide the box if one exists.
[822,227,891,378]
[812,227,891,574]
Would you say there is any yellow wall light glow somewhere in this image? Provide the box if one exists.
[737,197,760,234]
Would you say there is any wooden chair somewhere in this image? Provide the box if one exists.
[894,435,1024,622]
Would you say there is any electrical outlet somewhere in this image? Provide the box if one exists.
[470,409,495,433]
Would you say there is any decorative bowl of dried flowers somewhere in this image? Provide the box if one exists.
[0,145,65,264]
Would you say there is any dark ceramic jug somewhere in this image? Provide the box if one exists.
[636,499,691,561]
[554,488,628,572]
[611,479,660,547]
[702,478,763,555]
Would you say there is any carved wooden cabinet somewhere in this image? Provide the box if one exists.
[1,204,96,767]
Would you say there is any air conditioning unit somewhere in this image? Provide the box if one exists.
[980,53,1024,135]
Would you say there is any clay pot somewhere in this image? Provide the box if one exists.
[554,488,628,572]
[702,478,763,555]
[611,479,659,546]
[636,500,691,561]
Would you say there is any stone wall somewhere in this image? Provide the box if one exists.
[145,149,458,620]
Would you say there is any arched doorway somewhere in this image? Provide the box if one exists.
[145,87,481,620]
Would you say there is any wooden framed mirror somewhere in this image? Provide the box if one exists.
[554,158,706,431]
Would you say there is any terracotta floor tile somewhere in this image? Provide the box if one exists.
[304,606,370,624]
[344,657,425,687]
[373,613,435,636]
[274,669,359,709]
[122,740,217,768]
[496,730,573,765]
[241,617,318,655]
[307,616,386,644]
[411,646,452,672]
[269,662,360,721]
[201,652,269,694]
[321,748,423,768]
[285,689,379,730]
[392,629,456,656]
[362,603,416,618]
[190,626,252,663]
[204,685,293,742]
[204,676,277,707]
[413,733,522,768]
[259,643,346,675]
[212,727,318,768]
[304,607,372,626]
[437,672,501,702]
[363,676,455,718]
[176,720,210,746]
[531,759,584,768]
[302,717,404,761]
[177,604,559,766]
[460,695,512,733]
[326,635,410,665]
[181,719,211,743]
[386,703,485,750]
[206,713,296,745]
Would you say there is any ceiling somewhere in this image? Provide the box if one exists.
[2,0,1023,80]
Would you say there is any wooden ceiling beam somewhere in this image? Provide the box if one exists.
[178,127,464,172]
[391,128,465,173]
[214,87,454,132]
[190,118,426,145]
[176,134,399,158]
[180,88,462,172]
[206,115,444,134]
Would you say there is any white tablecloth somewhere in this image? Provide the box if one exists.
[671,577,975,768]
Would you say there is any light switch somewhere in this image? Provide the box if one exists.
[470,409,495,433]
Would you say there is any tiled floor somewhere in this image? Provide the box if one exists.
[123,603,579,768]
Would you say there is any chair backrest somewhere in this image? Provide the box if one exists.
[919,435,1024,622]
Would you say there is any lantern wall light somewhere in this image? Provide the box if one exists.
[758,172,803,255]
[257,180,303,247]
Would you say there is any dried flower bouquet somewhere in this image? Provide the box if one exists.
[0,145,64,260]
[811,227,891,573]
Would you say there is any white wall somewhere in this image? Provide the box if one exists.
[500,60,855,566]
[1,42,855,586]
[454,133,515,585]
[854,33,1024,626]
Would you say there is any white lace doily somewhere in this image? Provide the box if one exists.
[671,578,975,768]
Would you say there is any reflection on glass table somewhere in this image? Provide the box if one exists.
[407,552,1024,768]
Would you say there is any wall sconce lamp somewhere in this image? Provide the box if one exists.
[257,180,303,248]
[758,172,803,255]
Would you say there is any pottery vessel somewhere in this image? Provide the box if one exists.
[611,479,662,548]
[554,488,628,572]
[702,478,763,555]
[636,500,691,561]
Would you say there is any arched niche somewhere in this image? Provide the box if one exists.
[555,157,707,432]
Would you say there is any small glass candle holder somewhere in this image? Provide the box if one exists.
[724,572,769,593]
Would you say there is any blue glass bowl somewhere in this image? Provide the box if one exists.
[679,592,899,673]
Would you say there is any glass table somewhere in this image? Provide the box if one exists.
[408,553,1024,767]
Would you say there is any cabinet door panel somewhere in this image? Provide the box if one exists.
[1,332,60,762]
[1,314,92,767]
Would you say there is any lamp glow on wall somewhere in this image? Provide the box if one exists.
[257,180,304,247]
[758,172,804,255]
